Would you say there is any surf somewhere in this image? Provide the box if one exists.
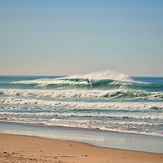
[0,73,163,137]
[10,70,132,89]
[1,70,163,93]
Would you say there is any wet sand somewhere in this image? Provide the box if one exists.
[0,134,163,163]
[1,121,163,154]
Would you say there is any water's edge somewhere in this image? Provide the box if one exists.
[0,121,163,154]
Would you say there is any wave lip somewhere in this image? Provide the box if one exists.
[67,70,132,83]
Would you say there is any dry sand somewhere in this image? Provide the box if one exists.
[0,134,162,163]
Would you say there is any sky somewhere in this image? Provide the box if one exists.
[0,0,163,76]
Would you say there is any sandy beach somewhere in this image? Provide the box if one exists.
[0,134,162,163]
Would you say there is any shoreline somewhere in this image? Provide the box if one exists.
[0,133,163,163]
[0,121,163,154]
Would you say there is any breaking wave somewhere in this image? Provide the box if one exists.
[1,88,163,101]
[9,70,163,91]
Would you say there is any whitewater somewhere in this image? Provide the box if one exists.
[0,70,163,136]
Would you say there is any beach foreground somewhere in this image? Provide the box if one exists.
[0,134,162,163]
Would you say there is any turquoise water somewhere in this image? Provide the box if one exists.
[0,71,163,136]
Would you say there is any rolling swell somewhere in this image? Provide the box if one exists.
[9,77,163,92]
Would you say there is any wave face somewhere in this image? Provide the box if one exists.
[10,70,132,89]
[0,70,163,136]
[2,70,163,93]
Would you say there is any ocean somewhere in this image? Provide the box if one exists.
[0,70,163,137]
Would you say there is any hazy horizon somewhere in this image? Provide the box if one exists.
[0,69,163,77]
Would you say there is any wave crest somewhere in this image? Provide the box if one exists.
[67,70,132,83]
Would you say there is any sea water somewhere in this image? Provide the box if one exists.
[0,70,163,137]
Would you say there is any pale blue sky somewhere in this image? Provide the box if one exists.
[0,0,163,76]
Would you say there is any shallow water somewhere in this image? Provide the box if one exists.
[0,122,163,153]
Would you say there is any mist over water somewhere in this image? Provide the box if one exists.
[0,70,163,136]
